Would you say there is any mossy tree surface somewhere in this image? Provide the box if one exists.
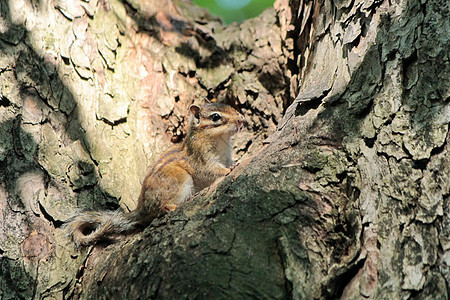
[0,0,449,299]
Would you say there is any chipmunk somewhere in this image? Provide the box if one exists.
[65,103,245,247]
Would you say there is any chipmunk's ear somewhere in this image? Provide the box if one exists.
[189,105,201,125]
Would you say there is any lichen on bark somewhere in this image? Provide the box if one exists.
[0,0,449,299]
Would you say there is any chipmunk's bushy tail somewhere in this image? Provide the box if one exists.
[64,210,140,247]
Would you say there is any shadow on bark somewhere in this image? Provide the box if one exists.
[0,2,120,298]
[76,0,449,299]
[1,0,448,299]
[120,2,229,69]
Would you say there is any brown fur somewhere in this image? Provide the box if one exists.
[65,103,245,247]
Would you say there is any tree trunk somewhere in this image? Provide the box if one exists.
[0,0,448,299]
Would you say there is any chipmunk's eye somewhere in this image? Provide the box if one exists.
[209,113,222,122]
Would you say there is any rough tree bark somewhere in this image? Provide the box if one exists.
[0,0,448,299]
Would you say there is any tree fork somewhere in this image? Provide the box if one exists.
[0,0,449,299]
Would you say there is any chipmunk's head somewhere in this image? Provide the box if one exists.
[188,103,245,138]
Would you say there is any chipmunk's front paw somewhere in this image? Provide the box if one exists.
[229,162,240,172]
[162,204,177,212]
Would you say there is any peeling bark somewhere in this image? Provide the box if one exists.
[0,0,449,299]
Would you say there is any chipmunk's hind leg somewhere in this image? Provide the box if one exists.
[160,166,194,212]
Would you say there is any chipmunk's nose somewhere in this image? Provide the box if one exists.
[237,114,247,129]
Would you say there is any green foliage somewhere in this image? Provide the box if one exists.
[193,0,275,24]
